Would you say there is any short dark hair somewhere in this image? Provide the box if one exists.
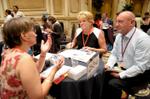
[13,5,19,9]
[2,17,34,48]
[41,14,48,22]
[48,16,56,24]
[5,9,11,15]
[5,9,14,17]
[144,12,149,16]
[142,16,149,21]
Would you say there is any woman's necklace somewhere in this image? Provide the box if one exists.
[82,28,93,47]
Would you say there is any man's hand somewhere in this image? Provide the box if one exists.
[111,72,120,78]
[104,64,111,71]
[105,65,120,78]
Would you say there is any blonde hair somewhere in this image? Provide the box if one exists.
[77,11,94,23]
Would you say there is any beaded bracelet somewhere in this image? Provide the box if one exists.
[40,54,46,58]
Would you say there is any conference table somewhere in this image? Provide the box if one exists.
[48,59,104,99]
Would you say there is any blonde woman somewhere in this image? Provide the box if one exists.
[67,11,107,56]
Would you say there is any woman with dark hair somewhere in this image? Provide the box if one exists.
[94,13,103,29]
[140,16,150,33]
[0,17,64,99]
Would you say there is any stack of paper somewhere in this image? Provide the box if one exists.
[40,65,72,80]
[34,53,55,60]
[41,65,87,81]
[34,53,61,64]
[68,65,87,80]
[59,49,96,63]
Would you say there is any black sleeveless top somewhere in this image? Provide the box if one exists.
[76,27,101,49]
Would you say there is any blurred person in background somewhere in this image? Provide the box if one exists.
[94,13,103,29]
[47,16,65,53]
[4,9,13,23]
[140,16,150,33]
[12,5,25,18]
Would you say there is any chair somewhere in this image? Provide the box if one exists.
[0,41,4,63]
[59,23,77,50]
[70,24,76,42]
[59,22,69,50]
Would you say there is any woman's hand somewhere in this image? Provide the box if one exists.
[40,34,52,54]
[53,56,64,71]
[45,28,53,33]
[83,46,94,51]
[66,42,73,49]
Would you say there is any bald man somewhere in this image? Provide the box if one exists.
[102,11,150,99]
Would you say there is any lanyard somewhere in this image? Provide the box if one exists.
[121,28,136,60]
[82,28,93,47]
